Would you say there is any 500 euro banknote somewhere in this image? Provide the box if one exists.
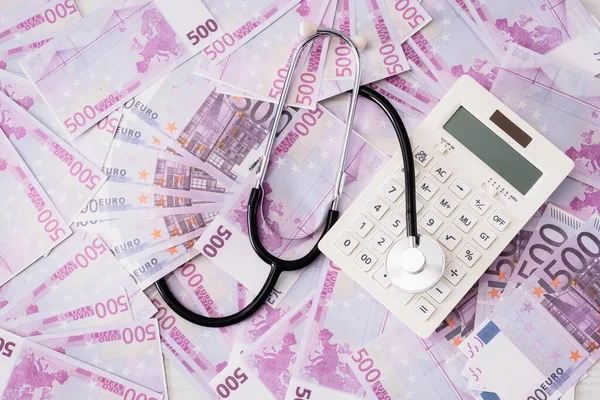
[197,0,331,109]
[0,229,156,321]
[491,45,600,190]
[20,0,223,137]
[0,326,164,399]
[0,0,82,46]
[201,0,302,64]
[0,131,71,285]
[461,213,600,399]
[2,286,133,336]
[286,260,388,400]
[0,68,121,168]
[0,88,107,223]
[32,319,168,397]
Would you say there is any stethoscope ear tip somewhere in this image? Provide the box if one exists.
[299,22,318,37]
[351,35,368,51]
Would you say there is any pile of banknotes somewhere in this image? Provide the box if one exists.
[2,0,600,398]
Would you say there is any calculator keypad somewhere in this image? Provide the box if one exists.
[324,143,515,337]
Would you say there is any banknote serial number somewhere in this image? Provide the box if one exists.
[214,367,248,398]
[0,337,15,358]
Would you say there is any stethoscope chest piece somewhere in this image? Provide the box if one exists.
[386,236,445,293]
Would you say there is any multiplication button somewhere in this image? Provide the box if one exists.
[411,297,435,322]
[351,214,374,238]
[335,232,358,255]
[366,197,389,220]
[354,248,378,272]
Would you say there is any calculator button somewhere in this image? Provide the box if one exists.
[381,178,404,203]
[413,146,432,167]
[457,243,481,267]
[384,213,406,236]
[469,193,491,215]
[373,265,391,288]
[427,280,451,303]
[392,287,414,305]
[433,192,459,217]
[472,225,497,249]
[419,211,444,235]
[366,197,389,220]
[411,297,435,322]
[443,262,466,285]
[430,162,452,183]
[351,214,374,238]
[488,210,510,232]
[450,178,472,199]
[453,209,477,233]
[354,248,378,271]
[416,200,424,214]
[416,177,439,201]
[437,226,463,251]
[369,230,393,254]
[397,166,419,181]
[335,232,359,255]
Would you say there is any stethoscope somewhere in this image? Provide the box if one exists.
[155,23,445,328]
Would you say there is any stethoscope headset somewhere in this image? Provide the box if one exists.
[155,23,443,328]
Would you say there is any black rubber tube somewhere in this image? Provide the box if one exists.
[358,86,419,243]
[154,85,412,327]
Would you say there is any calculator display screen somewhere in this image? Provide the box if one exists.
[443,107,542,195]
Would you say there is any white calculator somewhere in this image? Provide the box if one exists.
[318,76,573,338]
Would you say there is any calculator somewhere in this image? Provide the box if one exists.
[318,76,573,338]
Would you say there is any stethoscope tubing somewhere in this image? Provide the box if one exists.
[154,29,419,328]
